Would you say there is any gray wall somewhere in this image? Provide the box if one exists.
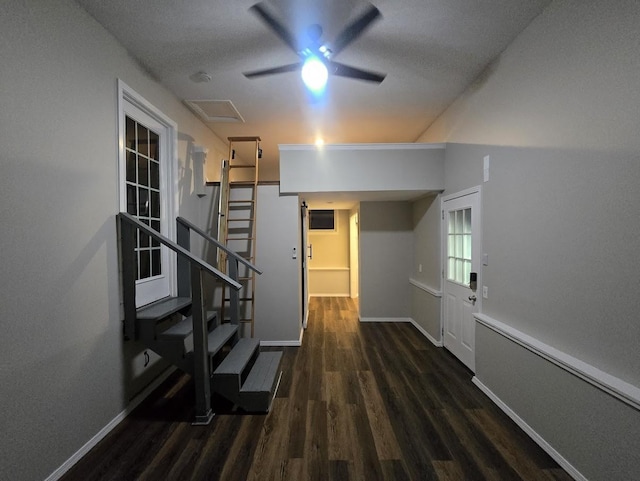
[359,202,413,319]
[410,195,442,341]
[418,0,640,478]
[254,186,302,343]
[0,1,227,480]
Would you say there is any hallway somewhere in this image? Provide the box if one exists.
[61,297,571,480]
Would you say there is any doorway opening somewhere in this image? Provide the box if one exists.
[300,200,360,325]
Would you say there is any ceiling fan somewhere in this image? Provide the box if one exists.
[243,2,386,85]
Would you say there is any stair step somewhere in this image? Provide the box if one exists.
[213,338,260,376]
[136,296,191,321]
[158,311,217,340]
[239,351,283,412]
[207,323,238,356]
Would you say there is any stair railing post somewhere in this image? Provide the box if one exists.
[118,215,137,341]
[190,266,213,424]
[176,219,191,298]
[228,258,240,326]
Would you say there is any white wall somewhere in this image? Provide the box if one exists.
[419,1,640,479]
[0,1,228,480]
[279,143,444,195]
[359,202,413,320]
[254,186,302,344]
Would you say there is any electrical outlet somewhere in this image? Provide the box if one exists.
[482,286,489,299]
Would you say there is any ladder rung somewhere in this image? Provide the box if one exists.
[229,200,255,204]
[227,218,254,222]
[230,165,256,169]
[230,181,257,186]
[227,236,255,240]
[224,297,254,302]
[228,136,261,142]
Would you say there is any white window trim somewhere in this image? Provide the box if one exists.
[117,79,179,298]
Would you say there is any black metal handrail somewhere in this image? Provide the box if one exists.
[118,212,242,289]
[176,216,262,275]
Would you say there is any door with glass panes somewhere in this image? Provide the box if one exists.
[442,188,481,372]
[120,100,173,307]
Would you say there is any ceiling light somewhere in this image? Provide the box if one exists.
[301,57,328,93]
[315,138,325,147]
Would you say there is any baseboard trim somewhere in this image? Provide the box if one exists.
[310,293,350,297]
[472,377,586,481]
[260,327,304,347]
[45,367,177,481]
[475,313,640,411]
[408,318,443,347]
[359,317,412,323]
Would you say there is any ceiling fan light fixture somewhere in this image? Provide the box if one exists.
[301,57,328,93]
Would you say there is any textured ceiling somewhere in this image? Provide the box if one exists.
[76,0,551,186]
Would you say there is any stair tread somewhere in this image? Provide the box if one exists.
[213,338,260,376]
[207,324,238,356]
[158,311,217,339]
[137,296,191,321]
[241,351,282,393]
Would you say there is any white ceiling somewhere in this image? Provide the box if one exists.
[76,0,550,188]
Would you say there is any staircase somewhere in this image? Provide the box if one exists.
[218,136,260,337]
[118,212,282,425]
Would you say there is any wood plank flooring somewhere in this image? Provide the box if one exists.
[61,297,572,481]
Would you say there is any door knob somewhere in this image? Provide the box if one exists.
[468,295,477,302]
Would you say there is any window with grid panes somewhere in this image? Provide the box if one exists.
[125,115,162,280]
[447,208,472,286]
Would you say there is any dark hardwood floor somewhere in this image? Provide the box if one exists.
[61,297,572,481]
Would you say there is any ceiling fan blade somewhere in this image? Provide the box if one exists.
[249,2,299,54]
[243,62,303,79]
[327,60,386,83]
[331,4,381,56]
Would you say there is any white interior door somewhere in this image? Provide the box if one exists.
[119,83,176,307]
[442,187,481,372]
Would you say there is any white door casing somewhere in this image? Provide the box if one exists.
[442,186,482,372]
[301,201,310,328]
[118,80,178,307]
[349,211,359,299]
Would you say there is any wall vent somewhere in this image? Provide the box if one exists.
[184,99,245,123]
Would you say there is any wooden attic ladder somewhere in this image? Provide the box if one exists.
[218,136,260,337]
